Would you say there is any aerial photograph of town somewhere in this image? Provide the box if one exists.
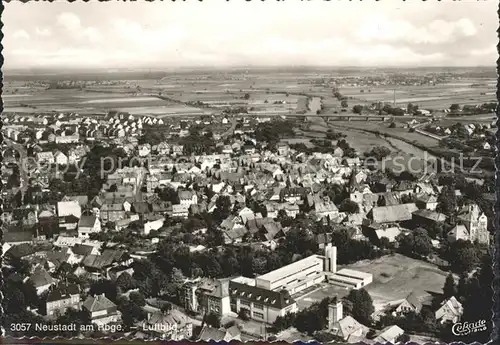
[1,1,497,344]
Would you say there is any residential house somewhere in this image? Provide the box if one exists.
[374,325,405,343]
[277,143,290,156]
[144,217,164,235]
[342,157,361,167]
[57,200,82,219]
[316,233,333,250]
[447,225,470,243]
[82,293,121,326]
[82,250,132,278]
[224,227,248,244]
[144,309,193,340]
[54,151,69,165]
[311,195,339,221]
[3,231,34,246]
[78,215,102,238]
[198,326,240,342]
[328,300,368,342]
[416,194,438,211]
[100,203,126,223]
[36,151,55,164]
[457,204,489,245]
[412,209,447,228]
[435,296,463,324]
[373,226,402,243]
[391,291,423,316]
[367,203,418,224]
[179,190,198,206]
[29,267,57,295]
[260,222,286,242]
[171,204,189,219]
[12,208,38,226]
[181,278,231,316]
[238,207,255,224]
[46,282,81,316]
[172,145,184,155]
[280,187,307,204]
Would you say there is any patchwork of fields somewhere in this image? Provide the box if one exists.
[340,78,496,109]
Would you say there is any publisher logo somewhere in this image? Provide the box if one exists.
[452,320,487,336]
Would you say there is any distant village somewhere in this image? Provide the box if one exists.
[1,108,494,343]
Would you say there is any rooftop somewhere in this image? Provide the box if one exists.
[256,254,323,285]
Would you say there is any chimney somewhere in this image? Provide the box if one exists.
[328,299,343,329]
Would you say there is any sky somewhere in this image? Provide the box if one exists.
[3,0,498,70]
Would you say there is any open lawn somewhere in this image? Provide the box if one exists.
[294,254,448,313]
[331,121,442,149]
[347,254,448,311]
[304,123,397,153]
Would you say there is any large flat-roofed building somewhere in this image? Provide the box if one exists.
[255,255,325,295]
[328,268,373,290]
[254,244,337,295]
[229,278,298,324]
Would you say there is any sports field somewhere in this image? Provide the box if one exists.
[294,254,448,312]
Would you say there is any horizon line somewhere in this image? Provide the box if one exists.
[3,64,496,73]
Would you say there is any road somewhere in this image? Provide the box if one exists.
[4,138,29,197]
[221,117,237,139]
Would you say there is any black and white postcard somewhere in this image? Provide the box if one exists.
[1,1,497,343]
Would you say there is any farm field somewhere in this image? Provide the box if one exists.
[331,121,442,148]
[300,123,397,153]
[2,88,207,116]
[341,78,496,110]
[3,75,318,116]
[3,72,496,119]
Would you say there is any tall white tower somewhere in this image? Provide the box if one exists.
[324,243,337,273]
[328,299,343,330]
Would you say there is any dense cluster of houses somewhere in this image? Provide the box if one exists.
[1,111,491,342]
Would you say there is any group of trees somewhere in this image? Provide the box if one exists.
[397,228,433,258]
[181,128,218,156]
[442,239,482,273]
[379,104,405,116]
[337,139,357,158]
[325,129,346,140]
[254,120,296,149]
[364,146,392,161]
[449,102,497,114]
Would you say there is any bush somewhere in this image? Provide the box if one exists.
[396,333,410,343]
[238,308,250,321]
[205,312,221,328]
[224,320,236,328]
[366,329,377,339]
